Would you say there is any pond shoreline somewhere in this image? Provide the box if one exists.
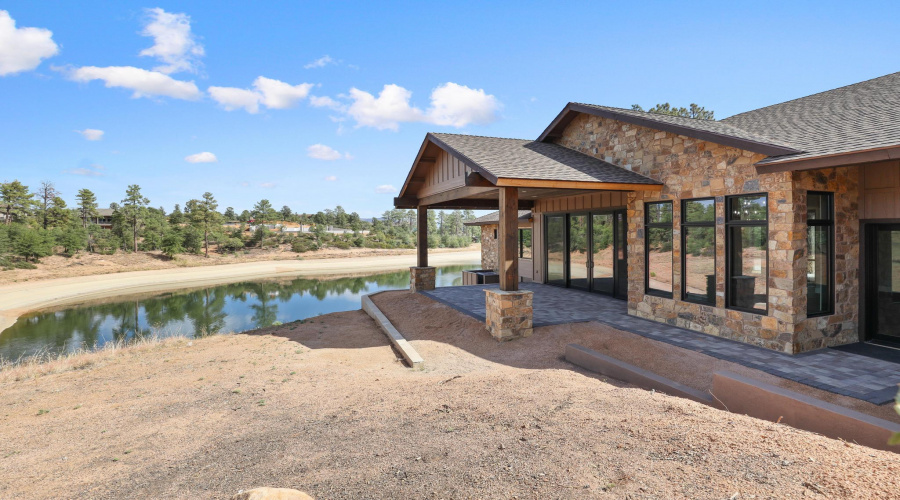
[0,250,479,336]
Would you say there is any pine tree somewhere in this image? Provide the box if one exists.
[188,192,222,257]
[76,188,98,228]
[1,180,35,224]
[121,185,150,252]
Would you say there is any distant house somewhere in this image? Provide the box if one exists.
[87,208,114,229]
[395,71,900,354]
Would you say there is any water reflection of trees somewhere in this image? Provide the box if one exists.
[1,265,477,360]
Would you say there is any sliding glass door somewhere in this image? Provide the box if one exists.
[569,214,590,290]
[591,213,615,295]
[546,215,566,287]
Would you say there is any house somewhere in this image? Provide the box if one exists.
[395,71,900,354]
[464,210,533,281]
[87,208,114,229]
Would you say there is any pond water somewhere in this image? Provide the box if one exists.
[0,265,477,362]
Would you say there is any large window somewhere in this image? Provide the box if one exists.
[519,228,533,259]
[726,194,768,313]
[645,201,673,297]
[682,198,716,304]
[807,192,834,316]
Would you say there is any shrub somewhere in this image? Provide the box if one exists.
[219,237,244,252]
[291,239,319,253]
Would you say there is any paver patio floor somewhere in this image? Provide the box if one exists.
[422,282,900,405]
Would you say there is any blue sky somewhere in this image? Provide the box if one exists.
[1,1,898,217]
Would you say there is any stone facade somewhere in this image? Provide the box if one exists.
[550,113,859,353]
[409,266,436,292]
[480,225,499,271]
[485,289,534,340]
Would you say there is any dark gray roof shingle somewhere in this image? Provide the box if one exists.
[463,210,532,226]
[721,72,900,164]
[429,133,661,186]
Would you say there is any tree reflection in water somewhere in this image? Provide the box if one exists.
[0,265,474,361]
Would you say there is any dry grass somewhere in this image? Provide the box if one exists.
[0,334,189,384]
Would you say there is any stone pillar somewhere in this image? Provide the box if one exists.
[485,289,533,340]
[410,266,436,292]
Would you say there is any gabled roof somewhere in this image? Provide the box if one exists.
[463,210,531,226]
[721,72,900,167]
[427,132,662,187]
[538,103,802,157]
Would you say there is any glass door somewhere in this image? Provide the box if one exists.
[614,210,628,299]
[869,225,900,343]
[569,214,590,290]
[546,215,566,287]
[591,213,615,295]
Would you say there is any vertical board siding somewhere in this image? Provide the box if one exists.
[418,150,468,198]
[860,160,900,219]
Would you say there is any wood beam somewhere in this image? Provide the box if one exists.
[417,186,497,206]
[499,186,519,291]
[417,205,428,267]
[465,172,495,188]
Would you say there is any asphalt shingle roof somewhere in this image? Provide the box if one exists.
[720,72,900,164]
[428,133,662,186]
[463,210,531,226]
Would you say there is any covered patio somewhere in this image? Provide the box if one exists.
[395,132,662,340]
[421,282,900,405]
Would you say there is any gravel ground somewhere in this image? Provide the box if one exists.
[0,292,898,499]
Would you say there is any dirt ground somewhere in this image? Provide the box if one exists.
[0,244,479,286]
[1,292,898,499]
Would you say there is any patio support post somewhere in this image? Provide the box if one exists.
[498,186,518,291]
[410,204,435,292]
[485,186,533,341]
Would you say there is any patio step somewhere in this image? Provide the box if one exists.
[362,292,425,370]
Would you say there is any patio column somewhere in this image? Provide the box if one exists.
[410,204,435,292]
[485,187,533,341]
[498,186,519,291]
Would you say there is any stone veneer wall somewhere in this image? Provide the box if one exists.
[553,113,823,353]
[480,225,499,271]
[792,167,860,351]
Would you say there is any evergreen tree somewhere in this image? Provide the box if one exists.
[35,180,60,230]
[121,184,150,252]
[14,226,52,261]
[76,188,98,228]
[1,180,35,224]
[223,207,236,220]
[169,204,185,224]
[188,192,222,257]
[280,205,292,221]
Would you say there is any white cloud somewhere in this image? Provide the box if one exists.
[260,182,277,189]
[375,184,398,194]
[75,129,104,141]
[185,151,217,163]
[342,82,501,130]
[0,10,59,76]
[304,55,334,69]
[64,163,105,176]
[346,84,425,131]
[209,76,314,113]
[309,95,342,109]
[324,175,337,181]
[254,76,313,109]
[139,7,204,74]
[208,85,260,112]
[307,143,352,161]
[64,65,202,100]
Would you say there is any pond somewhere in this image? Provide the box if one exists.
[0,265,477,362]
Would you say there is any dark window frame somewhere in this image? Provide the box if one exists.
[645,201,674,298]
[681,198,717,305]
[806,191,834,317]
[725,193,769,315]
[518,228,533,259]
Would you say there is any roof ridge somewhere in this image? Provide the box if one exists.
[430,132,529,141]
[722,71,900,122]
[572,102,719,123]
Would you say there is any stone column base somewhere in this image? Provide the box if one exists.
[485,289,534,341]
[410,266,436,292]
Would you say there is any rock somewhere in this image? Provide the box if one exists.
[231,487,314,500]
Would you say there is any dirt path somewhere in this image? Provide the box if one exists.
[0,250,479,334]
[1,295,897,498]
